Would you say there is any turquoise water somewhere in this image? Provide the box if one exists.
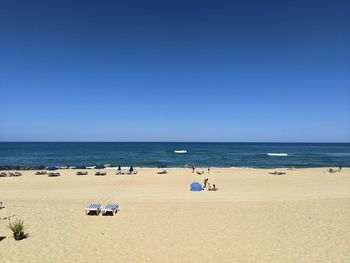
[0,142,349,168]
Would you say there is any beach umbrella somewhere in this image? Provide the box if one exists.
[190,182,203,191]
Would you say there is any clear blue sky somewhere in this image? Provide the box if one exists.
[0,0,349,142]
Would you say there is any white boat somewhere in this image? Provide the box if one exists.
[174,150,187,154]
[267,153,288,156]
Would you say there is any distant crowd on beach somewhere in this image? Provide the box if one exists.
[184,163,211,175]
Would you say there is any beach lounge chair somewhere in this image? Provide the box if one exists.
[95,171,106,176]
[85,204,102,215]
[48,172,60,177]
[101,204,119,215]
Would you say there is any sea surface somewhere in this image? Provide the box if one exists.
[0,142,349,169]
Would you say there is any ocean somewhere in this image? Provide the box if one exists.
[0,142,349,169]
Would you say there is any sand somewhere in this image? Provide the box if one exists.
[0,167,349,262]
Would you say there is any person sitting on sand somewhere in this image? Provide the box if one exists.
[211,184,218,191]
[197,171,202,175]
[329,168,333,173]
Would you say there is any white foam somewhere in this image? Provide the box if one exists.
[267,153,288,156]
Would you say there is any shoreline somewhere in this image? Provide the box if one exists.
[0,165,347,171]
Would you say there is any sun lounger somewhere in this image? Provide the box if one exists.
[48,172,60,177]
[120,169,127,175]
[36,171,47,175]
[77,171,88,175]
[157,170,167,174]
[1,172,13,177]
[95,172,106,176]
[85,204,102,215]
[101,204,119,215]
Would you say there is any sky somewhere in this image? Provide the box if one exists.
[0,0,349,142]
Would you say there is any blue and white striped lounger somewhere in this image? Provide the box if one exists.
[85,204,102,215]
[101,204,119,215]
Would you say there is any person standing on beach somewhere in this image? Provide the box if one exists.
[208,167,210,174]
[203,178,208,188]
[192,164,195,173]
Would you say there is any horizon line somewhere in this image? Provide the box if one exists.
[1,141,349,144]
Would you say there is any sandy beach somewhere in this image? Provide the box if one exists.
[0,167,349,262]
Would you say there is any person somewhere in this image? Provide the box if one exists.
[192,164,195,173]
[207,182,211,190]
[129,166,134,174]
[329,168,333,173]
[211,184,218,191]
[339,166,342,171]
[208,167,210,174]
[203,178,208,188]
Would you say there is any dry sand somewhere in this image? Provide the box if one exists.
[0,167,349,262]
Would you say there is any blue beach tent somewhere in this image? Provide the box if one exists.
[190,182,203,191]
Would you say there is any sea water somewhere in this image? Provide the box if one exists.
[0,142,349,168]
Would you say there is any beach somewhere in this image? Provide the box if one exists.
[0,167,349,262]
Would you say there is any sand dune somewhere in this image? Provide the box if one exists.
[1,168,350,262]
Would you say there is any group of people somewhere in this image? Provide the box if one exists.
[328,166,342,173]
[203,178,218,191]
[186,163,211,175]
